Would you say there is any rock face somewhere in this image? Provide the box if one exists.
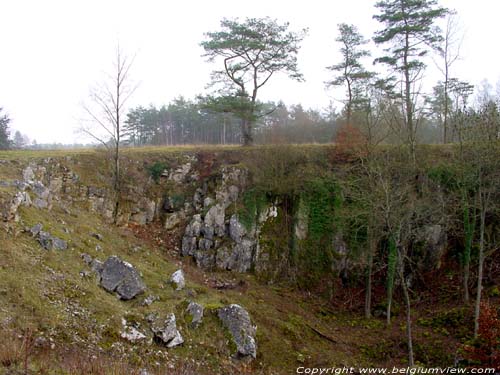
[170,269,185,291]
[98,256,146,300]
[179,166,280,273]
[186,302,204,328]
[419,224,447,269]
[218,304,257,359]
[150,313,184,348]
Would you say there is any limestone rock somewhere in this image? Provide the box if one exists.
[98,256,146,300]
[170,269,185,291]
[30,223,43,237]
[150,313,184,348]
[37,231,68,251]
[120,318,148,343]
[22,166,35,182]
[218,304,257,359]
[186,302,204,328]
[229,215,246,243]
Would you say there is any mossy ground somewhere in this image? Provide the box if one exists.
[0,146,479,374]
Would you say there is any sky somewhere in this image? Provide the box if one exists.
[1,0,499,144]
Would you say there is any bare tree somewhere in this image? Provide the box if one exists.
[81,46,137,220]
[436,11,463,144]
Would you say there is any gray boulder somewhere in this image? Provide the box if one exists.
[99,256,146,300]
[22,166,35,182]
[37,231,68,251]
[170,269,185,291]
[218,304,257,359]
[186,302,204,328]
[150,313,184,348]
[30,223,43,237]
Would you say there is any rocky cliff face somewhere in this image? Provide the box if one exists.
[1,152,448,289]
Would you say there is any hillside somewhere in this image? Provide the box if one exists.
[0,145,498,374]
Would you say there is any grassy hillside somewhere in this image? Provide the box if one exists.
[0,145,494,374]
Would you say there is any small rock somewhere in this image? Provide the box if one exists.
[218,304,257,359]
[81,253,93,265]
[30,223,43,237]
[170,269,185,291]
[37,231,67,251]
[121,318,148,343]
[142,295,159,306]
[91,233,104,241]
[186,302,204,328]
[79,270,92,278]
[95,244,103,252]
[150,313,184,348]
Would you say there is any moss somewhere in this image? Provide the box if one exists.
[238,188,268,231]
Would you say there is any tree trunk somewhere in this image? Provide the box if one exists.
[462,193,476,304]
[398,249,414,366]
[365,222,375,319]
[474,190,487,338]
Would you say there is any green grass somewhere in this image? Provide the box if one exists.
[0,144,471,374]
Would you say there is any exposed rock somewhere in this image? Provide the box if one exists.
[37,231,68,251]
[181,215,202,256]
[30,223,43,237]
[120,318,148,343]
[164,211,184,230]
[90,259,103,274]
[98,256,146,300]
[218,304,257,359]
[81,253,93,265]
[33,198,49,209]
[419,224,447,269]
[294,200,309,240]
[32,181,50,200]
[229,215,247,243]
[204,204,225,237]
[150,313,184,348]
[170,269,185,291]
[22,166,35,182]
[168,162,192,183]
[228,239,255,272]
[4,191,31,221]
[142,295,159,306]
[186,302,204,328]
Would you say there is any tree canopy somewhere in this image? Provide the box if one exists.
[0,107,12,150]
[201,17,307,145]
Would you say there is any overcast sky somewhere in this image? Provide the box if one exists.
[1,0,499,144]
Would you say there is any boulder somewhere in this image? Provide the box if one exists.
[186,302,204,328]
[22,166,35,182]
[150,313,184,348]
[218,304,257,359]
[170,269,185,291]
[98,256,146,300]
[37,231,68,251]
[30,223,43,237]
[120,318,148,343]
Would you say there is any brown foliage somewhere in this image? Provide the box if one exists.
[332,124,368,161]
[462,300,500,369]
